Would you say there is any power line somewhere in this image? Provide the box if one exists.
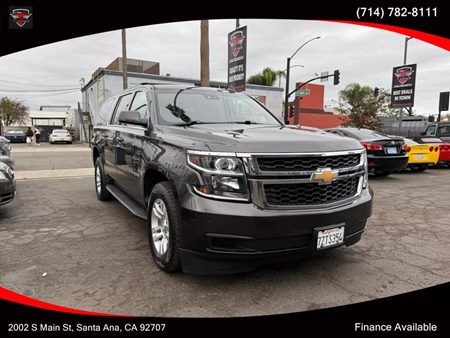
[0,79,80,88]
[0,88,80,92]
[1,89,80,99]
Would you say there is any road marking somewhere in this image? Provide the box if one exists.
[15,168,93,180]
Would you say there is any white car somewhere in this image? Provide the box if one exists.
[49,129,72,144]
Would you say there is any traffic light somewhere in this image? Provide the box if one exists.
[333,70,340,85]
[374,87,380,97]
[289,104,296,118]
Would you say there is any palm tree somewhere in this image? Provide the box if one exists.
[247,67,283,86]
[200,20,209,87]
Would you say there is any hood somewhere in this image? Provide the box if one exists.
[162,124,363,153]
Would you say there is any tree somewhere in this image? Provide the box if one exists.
[334,83,384,130]
[200,20,209,87]
[376,88,398,118]
[247,67,282,86]
[0,97,28,127]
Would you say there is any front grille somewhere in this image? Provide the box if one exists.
[257,154,360,172]
[264,177,360,206]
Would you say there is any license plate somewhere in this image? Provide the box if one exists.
[415,154,425,160]
[386,147,398,154]
[316,226,345,250]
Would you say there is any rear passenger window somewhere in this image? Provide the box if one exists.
[111,93,133,124]
[96,99,116,126]
[130,91,149,120]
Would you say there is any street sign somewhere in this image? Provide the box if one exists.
[390,64,417,108]
[227,26,247,92]
[296,89,310,96]
[320,71,329,82]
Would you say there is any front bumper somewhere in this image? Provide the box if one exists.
[178,187,373,274]
[368,155,408,173]
[0,179,15,206]
[51,138,72,143]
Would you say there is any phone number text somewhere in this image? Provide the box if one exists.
[356,7,437,19]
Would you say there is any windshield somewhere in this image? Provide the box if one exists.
[155,89,281,126]
[53,130,68,133]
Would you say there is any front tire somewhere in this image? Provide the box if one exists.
[147,182,182,273]
[94,157,113,201]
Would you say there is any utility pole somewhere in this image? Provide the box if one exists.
[236,19,240,29]
[121,29,128,90]
[398,37,412,135]
[200,20,210,87]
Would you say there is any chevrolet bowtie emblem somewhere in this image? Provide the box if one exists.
[311,168,338,184]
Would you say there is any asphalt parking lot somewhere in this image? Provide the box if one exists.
[1,143,450,317]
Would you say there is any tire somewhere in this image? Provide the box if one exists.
[147,182,182,273]
[411,165,427,172]
[374,171,391,177]
[94,157,113,201]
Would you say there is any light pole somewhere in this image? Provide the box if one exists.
[284,37,320,124]
[398,37,413,134]
[279,64,304,87]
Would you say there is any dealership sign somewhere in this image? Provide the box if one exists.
[390,64,417,108]
[227,26,247,92]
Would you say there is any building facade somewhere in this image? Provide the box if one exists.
[81,61,284,125]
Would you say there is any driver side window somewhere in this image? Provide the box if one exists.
[130,91,149,120]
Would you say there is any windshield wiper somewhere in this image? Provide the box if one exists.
[173,120,206,127]
[165,87,198,123]
[229,121,267,125]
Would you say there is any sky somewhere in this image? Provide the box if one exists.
[0,19,448,115]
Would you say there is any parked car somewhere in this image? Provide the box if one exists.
[422,122,450,142]
[4,130,26,143]
[413,136,450,167]
[49,129,72,144]
[401,137,439,171]
[92,84,373,274]
[326,128,408,176]
[0,159,15,206]
[0,136,11,157]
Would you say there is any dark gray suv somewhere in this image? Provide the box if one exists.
[91,84,373,274]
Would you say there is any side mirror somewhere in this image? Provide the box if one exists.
[118,111,148,127]
[421,131,426,136]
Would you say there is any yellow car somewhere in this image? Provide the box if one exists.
[403,137,439,171]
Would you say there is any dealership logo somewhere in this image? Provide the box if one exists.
[394,66,414,85]
[310,168,338,185]
[9,7,33,29]
[229,30,245,57]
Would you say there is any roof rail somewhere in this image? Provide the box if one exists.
[139,82,167,86]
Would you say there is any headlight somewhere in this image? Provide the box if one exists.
[0,171,6,180]
[187,151,249,201]
[362,150,369,189]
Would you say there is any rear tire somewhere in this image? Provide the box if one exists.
[147,182,182,273]
[94,157,113,201]
[411,165,427,172]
